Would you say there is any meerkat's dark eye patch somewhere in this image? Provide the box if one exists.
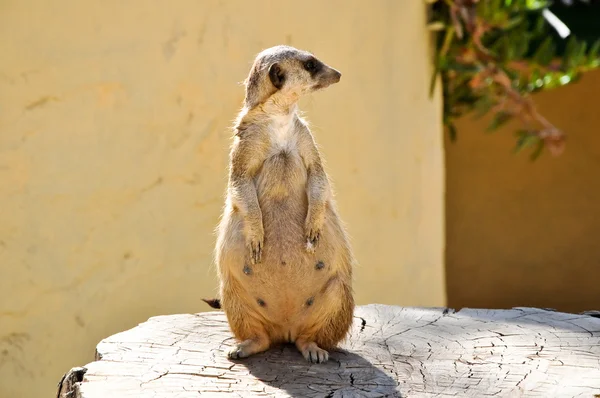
[268,63,285,89]
[303,57,323,76]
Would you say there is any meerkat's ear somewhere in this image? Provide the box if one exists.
[268,63,285,89]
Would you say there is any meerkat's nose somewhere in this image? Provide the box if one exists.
[332,69,342,82]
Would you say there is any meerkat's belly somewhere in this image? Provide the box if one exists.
[238,149,341,335]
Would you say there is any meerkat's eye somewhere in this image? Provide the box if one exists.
[304,58,320,74]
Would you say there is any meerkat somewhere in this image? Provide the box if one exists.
[208,45,355,364]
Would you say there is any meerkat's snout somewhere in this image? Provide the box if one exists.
[314,67,341,90]
[332,69,342,82]
[304,56,342,90]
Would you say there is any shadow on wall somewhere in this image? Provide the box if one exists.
[445,69,600,314]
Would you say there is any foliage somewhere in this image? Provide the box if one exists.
[428,0,600,160]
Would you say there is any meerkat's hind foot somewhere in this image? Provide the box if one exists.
[296,341,329,364]
[226,345,248,360]
[227,337,270,360]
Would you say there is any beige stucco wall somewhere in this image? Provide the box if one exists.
[0,1,445,397]
[446,69,600,314]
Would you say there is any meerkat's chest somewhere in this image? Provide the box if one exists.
[256,114,307,198]
[267,114,297,153]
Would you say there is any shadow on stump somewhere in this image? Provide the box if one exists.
[232,344,401,398]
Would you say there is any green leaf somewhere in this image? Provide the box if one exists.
[429,64,440,99]
[589,39,600,67]
[487,111,512,132]
[491,0,502,12]
[513,35,529,60]
[514,130,541,154]
[562,35,578,71]
[484,0,503,20]
[472,96,495,119]
[557,71,574,86]
[429,56,449,98]
[525,0,550,10]
[427,21,446,31]
[529,138,545,161]
[542,72,560,89]
[533,37,555,66]
[447,123,458,142]
[504,39,515,61]
[533,15,547,37]
[527,68,544,92]
[446,61,479,73]
[574,41,588,68]
[590,39,600,58]
[502,16,524,31]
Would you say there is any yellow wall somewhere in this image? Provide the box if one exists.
[0,1,445,397]
[446,69,600,314]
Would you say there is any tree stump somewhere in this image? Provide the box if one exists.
[57,305,600,397]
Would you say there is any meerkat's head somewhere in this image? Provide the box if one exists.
[243,45,342,109]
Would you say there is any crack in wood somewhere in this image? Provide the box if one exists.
[359,317,366,332]
[56,305,600,398]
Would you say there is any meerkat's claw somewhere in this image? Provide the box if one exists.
[309,347,328,363]
[245,224,264,264]
[227,345,248,359]
[299,342,329,364]
[248,239,263,264]
[306,239,315,254]
[227,338,269,360]
[305,229,320,253]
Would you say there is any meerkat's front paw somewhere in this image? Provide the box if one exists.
[305,225,321,254]
[247,237,263,264]
[245,226,264,264]
[297,341,329,364]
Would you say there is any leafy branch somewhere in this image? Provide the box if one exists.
[428,0,600,159]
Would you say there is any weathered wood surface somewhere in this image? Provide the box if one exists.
[57,305,600,398]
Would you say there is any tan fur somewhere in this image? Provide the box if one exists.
[214,45,355,363]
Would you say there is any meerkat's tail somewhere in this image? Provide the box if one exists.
[202,298,222,309]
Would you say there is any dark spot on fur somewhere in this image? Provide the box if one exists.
[306,297,314,306]
[315,261,325,270]
[243,264,252,275]
[257,298,266,307]
[281,261,286,266]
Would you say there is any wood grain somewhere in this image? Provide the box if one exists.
[57,305,600,397]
